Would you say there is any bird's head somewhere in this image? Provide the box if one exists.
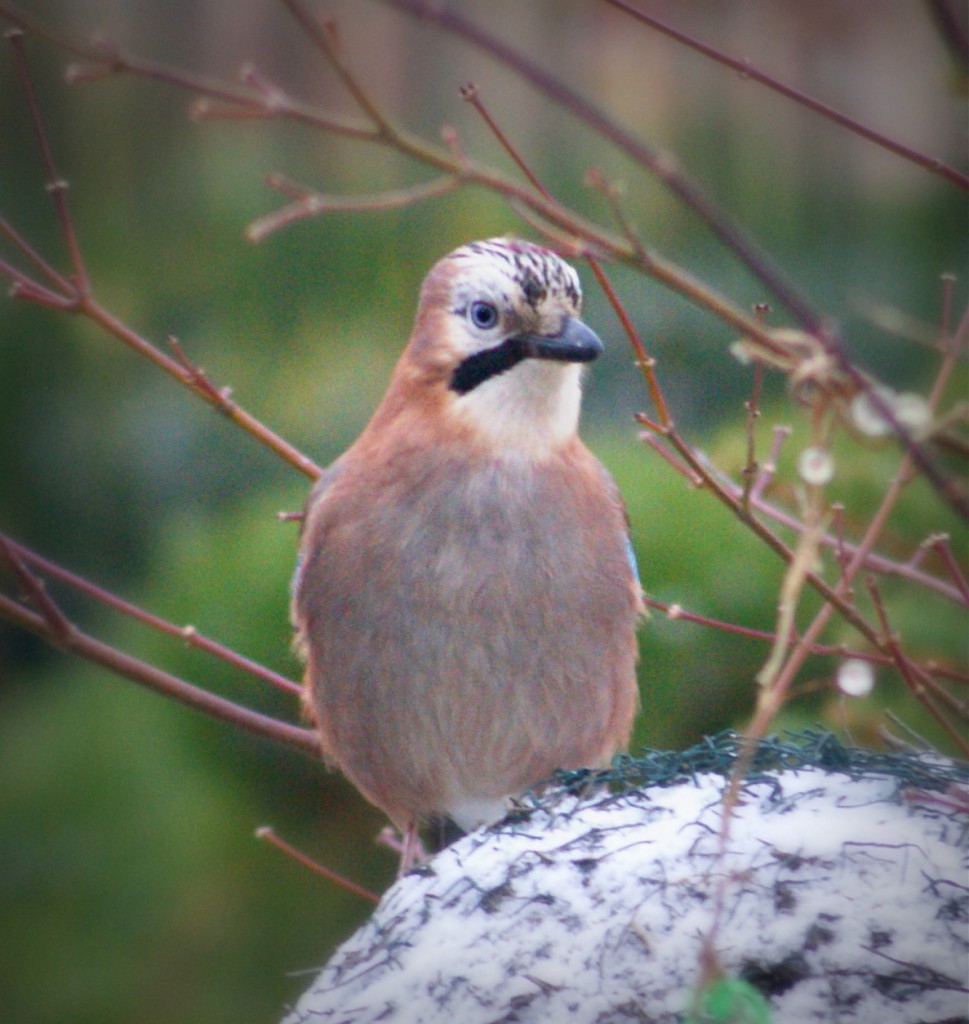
[396,238,604,457]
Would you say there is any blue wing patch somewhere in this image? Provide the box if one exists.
[625,533,641,588]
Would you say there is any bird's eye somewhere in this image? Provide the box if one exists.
[469,301,499,330]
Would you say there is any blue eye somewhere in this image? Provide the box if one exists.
[469,301,499,330]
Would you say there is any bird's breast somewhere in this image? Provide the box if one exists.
[298,442,637,670]
[294,439,640,825]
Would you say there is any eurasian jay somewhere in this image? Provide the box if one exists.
[292,237,643,869]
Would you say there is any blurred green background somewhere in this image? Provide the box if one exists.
[1,2,966,1021]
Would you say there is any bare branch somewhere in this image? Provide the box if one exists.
[601,0,969,192]
[7,28,89,293]
[0,215,74,294]
[460,80,674,426]
[257,826,380,904]
[376,0,825,333]
[922,534,969,605]
[0,572,320,758]
[248,175,460,243]
[0,2,378,140]
[3,534,302,698]
[866,576,969,756]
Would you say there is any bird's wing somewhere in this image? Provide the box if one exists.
[291,460,344,598]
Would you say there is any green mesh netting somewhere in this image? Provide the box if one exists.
[551,728,969,797]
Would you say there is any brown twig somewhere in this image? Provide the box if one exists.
[701,479,834,981]
[709,314,968,782]
[88,300,322,478]
[248,174,460,243]
[865,576,969,756]
[373,0,967,519]
[703,462,966,607]
[923,534,969,605]
[0,2,379,141]
[461,81,674,427]
[749,424,791,505]
[644,597,967,687]
[830,504,853,586]
[6,0,961,516]
[278,1,391,134]
[585,168,649,265]
[2,534,302,698]
[7,28,89,295]
[3,254,322,478]
[256,826,380,904]
[741,362,764,513]
[0,31,324,480]
[601,0,969,192]
[2,0,963,764]
[637,430,704,486]
[376,0,824,333]
[2,261,74,308]
[641,417,884,649]
[1,535,75,645]
[587,258,672,427]
[0,215,74,294]
[0,579,320,757]
[0,2,864,402]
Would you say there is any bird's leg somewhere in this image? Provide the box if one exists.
[376,821,428,875]
[399,820,424,876]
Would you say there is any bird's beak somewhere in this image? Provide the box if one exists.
[516,317,604,364]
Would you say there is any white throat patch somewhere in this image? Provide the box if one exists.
[452,358,584,460]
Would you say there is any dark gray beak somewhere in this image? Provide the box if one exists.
[516,317,604,364]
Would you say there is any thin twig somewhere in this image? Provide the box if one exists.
[601,0,969,191]
[1,535,74,645]
[701,454,967,607]
[754,489,829,690]
[0,2,379,141]
[279,1,392,134]
[462,80,673,425]
[924,534,969,605]
[713,324,967,757]
[644,595,966,686]
[4,263,75,308]
[3,534,302,698]
[86,299,323,478]
[461,81,545,192]
[5,0,960,514]
[830,503,853,586]
[866,576,969,755]
[651,422,884,649]
[585,168,649,264]
[376,0,825,332]
[587,258,672,426]
[0,2,838,392]
[0,215,74,294]
[248,175,460,243]
[257,826,380,904]
[749,424,791,505]
[0,587,320,757]
[7,28,89,294]
[741,362,764,512]
[0,30,324,480]
[637,431,703,486]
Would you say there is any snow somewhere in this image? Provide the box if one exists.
[282,767,969,1023]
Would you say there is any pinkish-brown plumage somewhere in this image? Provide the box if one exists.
[292,238,642,861]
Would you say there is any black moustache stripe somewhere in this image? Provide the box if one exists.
[449,337,527,395]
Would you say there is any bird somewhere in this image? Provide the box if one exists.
[291,237,644,871]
